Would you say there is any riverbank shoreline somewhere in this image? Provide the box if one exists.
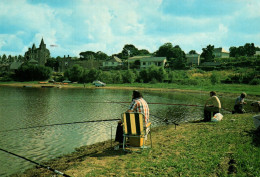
[12,113,260,177]
[1,82,260,99]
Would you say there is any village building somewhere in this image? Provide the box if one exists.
[186,53,200,66]
[102,56,123,68]
[128,56,167,69]
[213,47,229,58]
[9,61,24,72]
[24,38,50,66]
[254,51,260,57]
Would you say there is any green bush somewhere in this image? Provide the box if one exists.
[249,78,260,85]
[14,64,52,81]
[210,72,221,85]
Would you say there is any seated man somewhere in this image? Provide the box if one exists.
[115,90,149,144]
[204,91,221,122]
[233,92,247,114]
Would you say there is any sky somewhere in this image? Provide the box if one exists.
[0,0,260,57]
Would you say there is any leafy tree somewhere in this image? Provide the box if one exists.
[189,50,197,54]
[229,43,256,57]
[96,51,108,61]
[98,72,113,83]
[112,71,123,84]
[138,49,150,55]
[79,51,96,60]
[229,47,237,57]
[115,44,140,59]
[139,69,149,83]
[201,45,215,62]
[131,60,141,69]
[87,68,101,82]
[244,43,255,57]
[156,43,186,69]
[45,58,59,71]
[64,65,83,82]
[14,64,52,81]
[122,70,136,83]
[147,65,167,82]
[7,55,12,63]
[210,71,221,85]
[2,54,7,63]
[156,43,174,59]
[18,55,23,62]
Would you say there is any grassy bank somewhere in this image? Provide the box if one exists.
[13,113,260,177]
[1,81,260,96]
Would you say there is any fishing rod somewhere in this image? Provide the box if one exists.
[0,148,71,177]
[84,101,204,107]
[109,100,182,126]
[0,118,120,133]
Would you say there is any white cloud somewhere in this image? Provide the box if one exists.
[0,0,260,57]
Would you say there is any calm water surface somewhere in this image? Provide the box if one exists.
[0,86,252,176]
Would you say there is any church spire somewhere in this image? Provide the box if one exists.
[39,37,46,49]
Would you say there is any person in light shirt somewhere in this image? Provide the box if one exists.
[115,90,149,144]
[203,91,221,122]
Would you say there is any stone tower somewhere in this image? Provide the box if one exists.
[24,38,51,66]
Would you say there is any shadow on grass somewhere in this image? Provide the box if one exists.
[245,129,260,147]
[89,147,127,158]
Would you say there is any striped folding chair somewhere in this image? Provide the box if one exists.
[121,112,152,151]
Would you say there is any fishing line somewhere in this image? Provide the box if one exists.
[84,101,204,107]
[0,148,71,177]
[0,119,120,133]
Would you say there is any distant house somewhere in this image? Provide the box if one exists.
[213,47,229,58]
[186,53,200,66]
[254,51,260,56]
[10,61,23,72]
[128,56,167,69]
[102,56,122,67]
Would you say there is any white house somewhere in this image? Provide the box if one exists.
[254,51,260,56]
[186,53,200,66]
[128,56,167,69]
[102,56,123,67]
[213,47,229,58]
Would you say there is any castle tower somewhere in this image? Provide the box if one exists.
[24,38,50,66]
[39,38,46,49]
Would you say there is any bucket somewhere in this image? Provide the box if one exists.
[129,137,144,147]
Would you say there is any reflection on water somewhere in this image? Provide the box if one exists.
[0,86,255,176]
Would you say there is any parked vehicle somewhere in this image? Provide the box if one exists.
[92,80,106,87]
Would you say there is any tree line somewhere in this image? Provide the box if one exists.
[0,42,260,84]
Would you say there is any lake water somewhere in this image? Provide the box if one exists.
[0,86,253,176]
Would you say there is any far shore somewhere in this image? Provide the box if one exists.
[1,82,259,100]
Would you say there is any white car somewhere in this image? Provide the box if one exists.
[92,80,106,87]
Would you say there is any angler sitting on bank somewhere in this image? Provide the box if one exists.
[204,91,221,122]
[115,90,150,146]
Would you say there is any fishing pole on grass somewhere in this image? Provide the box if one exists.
[0,148,71,177]
[0,118,121,133]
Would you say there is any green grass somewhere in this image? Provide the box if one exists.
[108,83,260,96]
[15,113,260,177]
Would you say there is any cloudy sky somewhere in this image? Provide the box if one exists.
[0,0,260,57]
